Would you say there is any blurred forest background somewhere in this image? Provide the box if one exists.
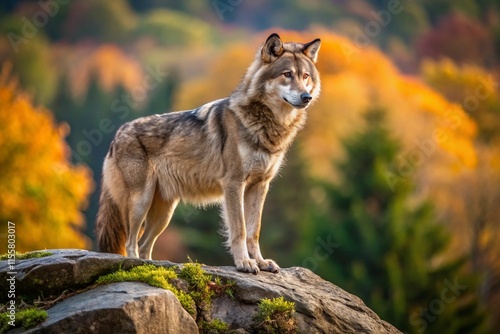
[1,0,499,332]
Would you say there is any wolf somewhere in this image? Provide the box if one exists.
[96,33,321,274]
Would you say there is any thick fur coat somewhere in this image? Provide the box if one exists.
[96,33,321,273]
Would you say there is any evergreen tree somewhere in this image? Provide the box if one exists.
[306,109,490,333]
[51,69,180,248]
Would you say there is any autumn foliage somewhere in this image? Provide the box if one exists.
[0,70,93,253]
[1,0,500,329]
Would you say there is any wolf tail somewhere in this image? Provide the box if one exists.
[95,184,126,256]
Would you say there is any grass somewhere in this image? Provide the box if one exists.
[255,297,298,334]
[0,308,47,333]
[0,250,52,260]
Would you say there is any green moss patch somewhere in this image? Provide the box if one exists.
[0,307,47,333]
[255,297,298,334]
[0,251,52,260]
[3,258,238,333]
[96,264,196,315]
[179,262,214,313]
[96,262,236,334]
[199,318,230,333]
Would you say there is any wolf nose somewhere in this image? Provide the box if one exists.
[300,93,312,103]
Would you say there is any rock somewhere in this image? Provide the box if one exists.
[0,250,402,333]
[16,282,198,334]
[203,266,400,334]
[0,249,152,300]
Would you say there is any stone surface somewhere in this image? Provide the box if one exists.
[0,250,402,333]
[202,266,401,334]
[15,282,198,334]
[0,249,151,300]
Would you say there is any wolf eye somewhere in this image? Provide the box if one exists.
[283,72,292,78]
[303,73,310,80]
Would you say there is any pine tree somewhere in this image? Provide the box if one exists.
[306,109,490,333]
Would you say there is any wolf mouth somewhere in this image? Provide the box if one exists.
[283,97,309,109]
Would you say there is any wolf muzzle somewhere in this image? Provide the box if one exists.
[300,92,312,103]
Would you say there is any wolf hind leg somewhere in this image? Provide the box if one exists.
[244,181,280,273]
[138,189,178,260]
[125,182,156,258]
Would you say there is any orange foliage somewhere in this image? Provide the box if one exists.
[422,58,500,144]
[68,44,144,99]
[294,29,478,179]
[0,74,93,253]
[419,58,500,272]
[397,78,477,167]
[174,42,253,109]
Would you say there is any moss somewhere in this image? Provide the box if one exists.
[18,308,47,328]
[0,312,9,334]
[180,262,212,291]
[179,262,214,311]
[199,318,230,333]
[213,276,236,300]
[1,260,239,332]
[255,297,298,334]
[0,251,52,260]
[0,307,47,333]
[97,262,239,331]
[96,264,196,315]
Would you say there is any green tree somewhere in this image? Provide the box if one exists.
[51,74,116,241]
[51,70,179,245]
[304,109,490,333]
[61,0,137,43]
[0,17,57,105]
[133,9,215,47]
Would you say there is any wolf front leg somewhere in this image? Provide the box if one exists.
[244,182,280,273]
[223,181,260,274]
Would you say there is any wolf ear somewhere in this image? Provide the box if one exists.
[302,38,321,63]
[261,33,284,63]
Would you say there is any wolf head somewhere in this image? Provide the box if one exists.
[254,33,321,110]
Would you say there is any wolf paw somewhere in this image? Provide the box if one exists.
[258,259,280,273]
[235,259,260,274]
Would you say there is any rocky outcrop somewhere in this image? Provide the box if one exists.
[0,250,402,333]
[204,266,399,333]
[16,282,198,334]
